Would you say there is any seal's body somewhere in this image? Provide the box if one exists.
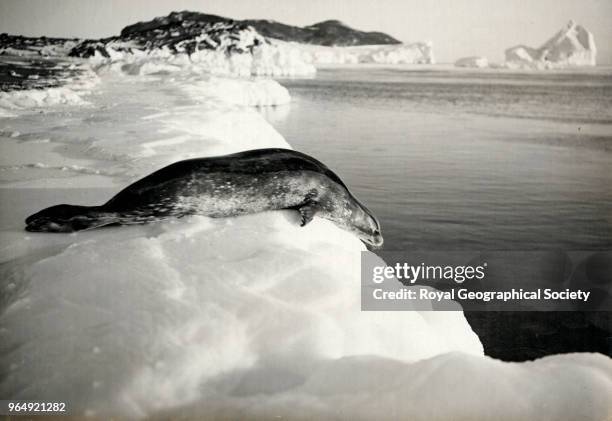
[25,149,383,247]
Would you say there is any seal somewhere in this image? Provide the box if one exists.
[25,148,383,247]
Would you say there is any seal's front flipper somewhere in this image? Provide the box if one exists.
[298,203,318,227]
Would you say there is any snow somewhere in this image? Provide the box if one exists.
[91,40,317,77]
[505,21,597,69]
[82,27,317,77]
[1,51,611,419]
[181,77,291,107]
[0,108,16,118]
[0,85,88,109]
[0,67,99,111]
[1,212,486,417]
[0,40,77,57]
[151,352,612,421]
[455,56,489,68]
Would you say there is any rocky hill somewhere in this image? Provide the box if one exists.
[1,11,401,61]
[242,18,400,46]
[120,11,400,47]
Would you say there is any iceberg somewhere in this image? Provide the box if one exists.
[455,56,489,68]
[505,20,597,69]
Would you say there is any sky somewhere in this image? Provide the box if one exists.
[0,0,610,64]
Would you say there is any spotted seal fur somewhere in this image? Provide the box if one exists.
[25,148,383,247]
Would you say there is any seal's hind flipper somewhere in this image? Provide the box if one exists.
[298,203,318,227]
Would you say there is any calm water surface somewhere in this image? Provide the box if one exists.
[268,67,612,251]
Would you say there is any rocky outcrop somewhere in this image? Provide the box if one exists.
[505,20,596,69]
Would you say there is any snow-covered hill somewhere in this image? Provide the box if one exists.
[119,12,401,47]
[0,11,434,76]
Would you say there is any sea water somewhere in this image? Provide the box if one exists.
[270,66,612,251]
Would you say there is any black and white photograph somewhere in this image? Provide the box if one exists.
[0,0,611,419]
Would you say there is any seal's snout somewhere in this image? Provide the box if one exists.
[367,229,384,248]
[349,203,384,248]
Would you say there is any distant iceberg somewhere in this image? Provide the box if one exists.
[455,56,489,68]
[504,20,596,69]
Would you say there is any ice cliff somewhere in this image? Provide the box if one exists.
[292,41,434,65]
[505,20,597,69]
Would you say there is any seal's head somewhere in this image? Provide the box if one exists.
[25,204,100,233]
[346,200,384,248]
